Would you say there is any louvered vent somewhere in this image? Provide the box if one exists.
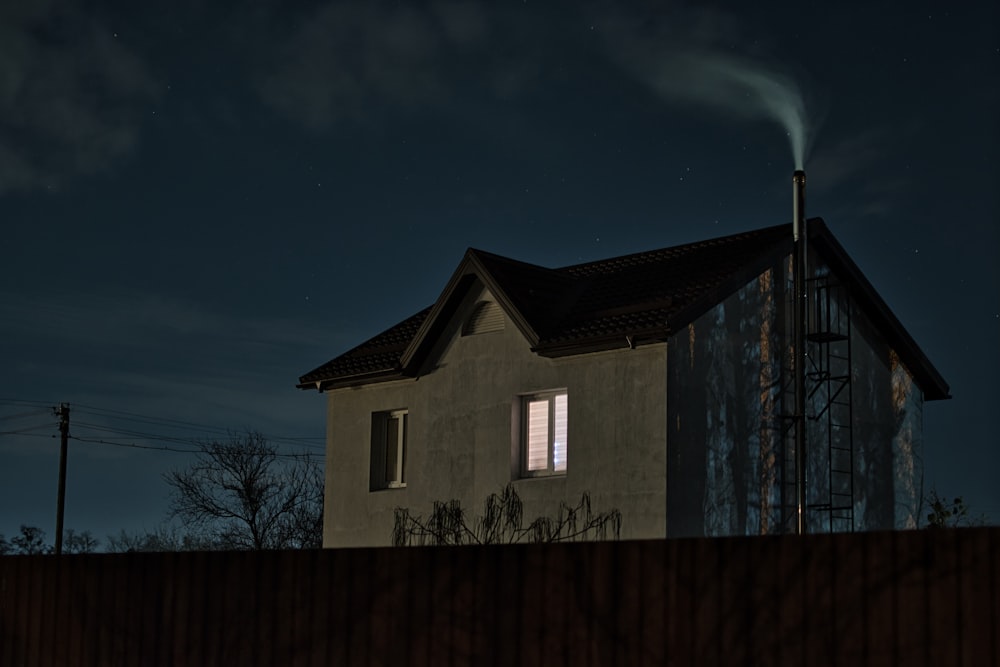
[463,301,505,336]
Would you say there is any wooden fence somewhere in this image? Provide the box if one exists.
[1,527,997,666]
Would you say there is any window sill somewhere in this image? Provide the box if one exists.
[371,483,407,492]
[516,473,567,481]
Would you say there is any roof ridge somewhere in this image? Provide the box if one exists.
[299,219,948,402]
[559,223,789,275]
[466,247,555,273]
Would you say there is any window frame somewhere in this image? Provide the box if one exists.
[370,409,408,491]
[518,390,568,478]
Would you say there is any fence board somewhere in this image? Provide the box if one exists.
[895,528,928,667]
[661,536,683,662]
[751,536,782,665]
[993,529,1000,664]
[637,539,665,665]
[925,529,959,664]
[832,526,865,665]
[802,534,836,666]
[0,528,996,666]
[957,528,994,666]
[23,552,43,664]
[776,533,806,665]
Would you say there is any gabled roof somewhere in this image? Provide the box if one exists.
[298,221,950,400]
[297,307,432,388]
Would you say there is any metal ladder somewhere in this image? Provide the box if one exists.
[805,277,855,532]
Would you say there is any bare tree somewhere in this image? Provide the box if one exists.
[164,431,323,550]
[393,483,622,546]
[1,525,52,554]
[0,526,99,554]
[62,529,100,554]
[105,525,219,552]
[924,489,987,528]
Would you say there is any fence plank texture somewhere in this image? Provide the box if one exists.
[1,528,997,666]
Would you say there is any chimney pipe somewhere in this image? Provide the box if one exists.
[792,169,808,535]
[793,170,806,241]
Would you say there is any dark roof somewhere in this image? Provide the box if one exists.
[297,307,432,387]
[298,221,949,400]
[540,223,791,352]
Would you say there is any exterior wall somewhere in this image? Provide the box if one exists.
[666,255,924,537]
[323,283,667,548]
[807,261,924,532]
[851,313,924,529]
[667,261,786,537]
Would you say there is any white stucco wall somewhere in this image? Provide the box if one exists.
[323,283,667,548]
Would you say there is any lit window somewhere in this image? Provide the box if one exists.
[370,409,407,491]
[521,391,567,476]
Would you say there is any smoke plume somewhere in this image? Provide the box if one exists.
[603,17,812,168]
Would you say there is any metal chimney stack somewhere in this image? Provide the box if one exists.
[793,170,806,241]
[792,170,807,535]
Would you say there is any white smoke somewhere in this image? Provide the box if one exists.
[653,52,809,169]
[602,16,813,169]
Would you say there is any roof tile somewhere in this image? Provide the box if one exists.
[297,221,948,401]
[298,307,432,385]
[298,224,789,386]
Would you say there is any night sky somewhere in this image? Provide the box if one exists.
[2,1,997,544]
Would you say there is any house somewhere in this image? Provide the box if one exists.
[298,220,949,547]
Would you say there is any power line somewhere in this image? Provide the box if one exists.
[73,402,324,440]
[71,420,326,453]
[71,403,325,451]
[70,435,203,455]
[72,403,234,436]
[70,435,323,460]
[0,408,54,422]
[0,423,56,436]
[0,398,325,453]
[0,432,56,440]
[0,398,58,409]
[71,421,224,447]
[0,405,58,438]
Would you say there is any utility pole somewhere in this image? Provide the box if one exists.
[54,403,70,555]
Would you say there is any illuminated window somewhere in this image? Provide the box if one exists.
[370,409,407,491]
[520,391,567,477]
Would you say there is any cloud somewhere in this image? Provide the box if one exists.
[64,367,323,440]
[254,3,442,129]
[250,1,549,130]
[808,131,889,194]
[0,288,338,385]
[0,2,159,192]
[807,124,918,221]
[0,286,334,450]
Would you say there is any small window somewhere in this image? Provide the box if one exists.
[370,409,407,491]
[520,391,567,477]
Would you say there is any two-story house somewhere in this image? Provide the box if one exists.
[299,220,949,547]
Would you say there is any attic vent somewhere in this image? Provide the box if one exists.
[463,301,505,336]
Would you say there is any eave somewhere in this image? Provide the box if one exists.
[298,368,410,393]
[808,220,951,401]
[398,249,549,372]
